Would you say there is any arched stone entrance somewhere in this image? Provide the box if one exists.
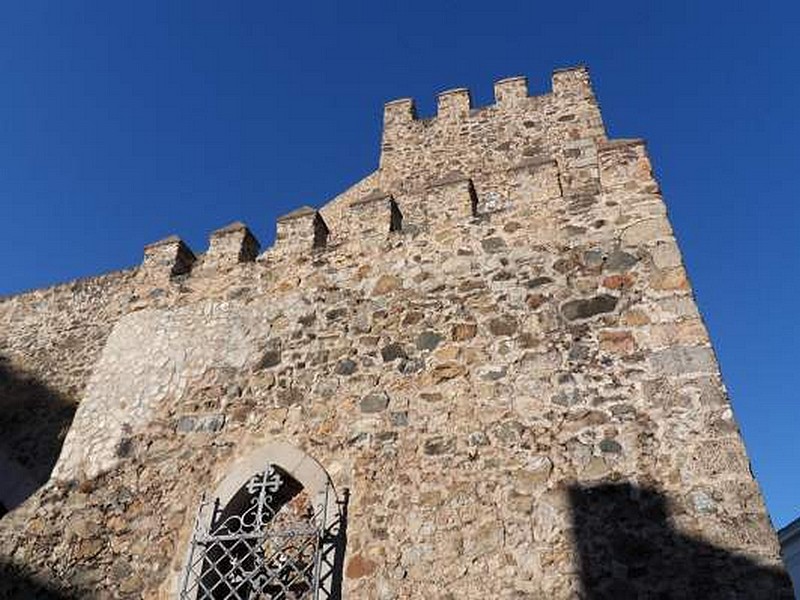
[178,442,345,599]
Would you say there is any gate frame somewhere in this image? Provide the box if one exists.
[175,441,342,599]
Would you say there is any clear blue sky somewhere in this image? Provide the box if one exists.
[0,2,797,527]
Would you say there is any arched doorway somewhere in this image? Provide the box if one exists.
[179,443,344,599]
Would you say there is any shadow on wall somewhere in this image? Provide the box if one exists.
[569,483,795,599]
[321,487,350,600]
[0,559,80,600]
[0,356,76,514]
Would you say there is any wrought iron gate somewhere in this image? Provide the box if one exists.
[179,464,329,599]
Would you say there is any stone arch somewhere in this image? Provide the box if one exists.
[213,441,339,529]
[177,441,346,599]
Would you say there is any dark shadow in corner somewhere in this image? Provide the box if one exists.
[0,559,82,600]
[0,356,77,515]
[569,483,795,599]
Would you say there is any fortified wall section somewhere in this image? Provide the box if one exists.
[0,270,138,401]
[320,67,605,236]
[0,271,135,508]
[0,67,793,598]
[378,68,604,193]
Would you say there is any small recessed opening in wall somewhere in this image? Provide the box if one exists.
[312,214,329,249]
[389,199,403,232]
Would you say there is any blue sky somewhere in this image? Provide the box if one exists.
[0,2,797,527]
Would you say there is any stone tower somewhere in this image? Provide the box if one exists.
[0,67,793,598]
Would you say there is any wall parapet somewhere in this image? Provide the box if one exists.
[382,66,593,128]
[140,235,196,279]
[437,87,472,120]
[275,206,329,254]
[379,66,605,177]
[206,221,260,267]
[494,75,529,107]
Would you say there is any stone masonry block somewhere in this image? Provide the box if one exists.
[425,175,478,221]
[650,346,717,377]
[206,221,260,267]
[275,206,329,253]
[176,413,225,434]
[552,65,593,98]
[598,139,659,193]
[437,88,472,121]
[140,235,196,279]
[383,97,416,129]
[510,158,562,202]
[494,76,528,107]
[349,191,402,236]
[621,218,674,246]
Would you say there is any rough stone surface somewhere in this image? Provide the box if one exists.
[561,294,618,321]
[415,331,443,351]
[651,346,717,376]
[0,66,791,599]
[359,392,390,414]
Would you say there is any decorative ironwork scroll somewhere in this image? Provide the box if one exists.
[179,464,329,599]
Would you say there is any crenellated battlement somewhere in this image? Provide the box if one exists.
[379,67,594,140]
[275,206,329,254]
[140,235,196,280]
[436,87,472,121]
[130,67,656,282]
[207,221,260,266]
[494,75,528,106]
[4,65,618,338]
[21,67,632,293]
[377,66,605,199]
[138,222,260,281]
[381,67,594,131]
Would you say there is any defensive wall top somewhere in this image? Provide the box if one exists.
[382,66,595,128]
[1,66,627,300]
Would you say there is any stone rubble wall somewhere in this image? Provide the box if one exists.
[376,68,604,196]
[0,67,792,599]
[0,270,136,400]
[0,270,136,502]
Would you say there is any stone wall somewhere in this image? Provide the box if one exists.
[0,67,792,599]
[0,270,135,509]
